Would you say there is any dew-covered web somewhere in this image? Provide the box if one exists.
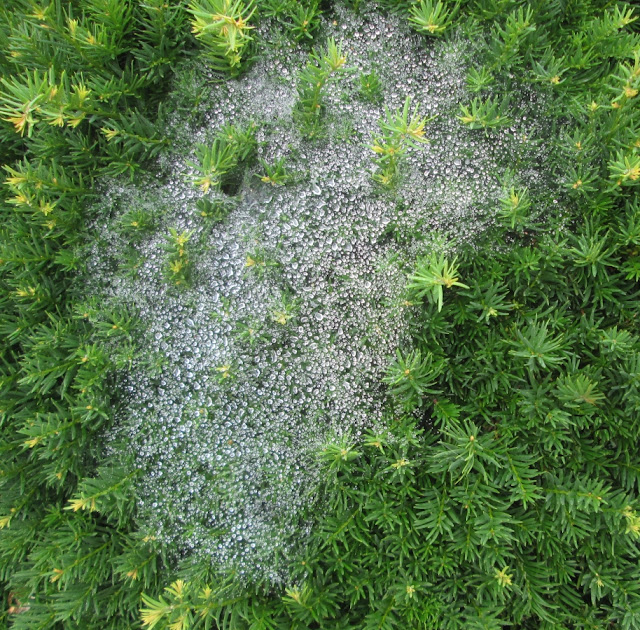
[85,4,558,582]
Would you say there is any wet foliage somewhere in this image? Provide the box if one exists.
[1,1,640,628]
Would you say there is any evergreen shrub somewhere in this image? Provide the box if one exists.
[1,1,639,629]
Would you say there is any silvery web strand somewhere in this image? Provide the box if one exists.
[84,4,559,583]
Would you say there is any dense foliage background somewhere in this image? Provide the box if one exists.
[1,0,639,628]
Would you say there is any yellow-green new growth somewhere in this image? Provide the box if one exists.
[409,0,459,36]
[188,0,256,75]
[380,96,435,146]
[407,253,469,311]
[370,97,434,187]
[494,566,513,588]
